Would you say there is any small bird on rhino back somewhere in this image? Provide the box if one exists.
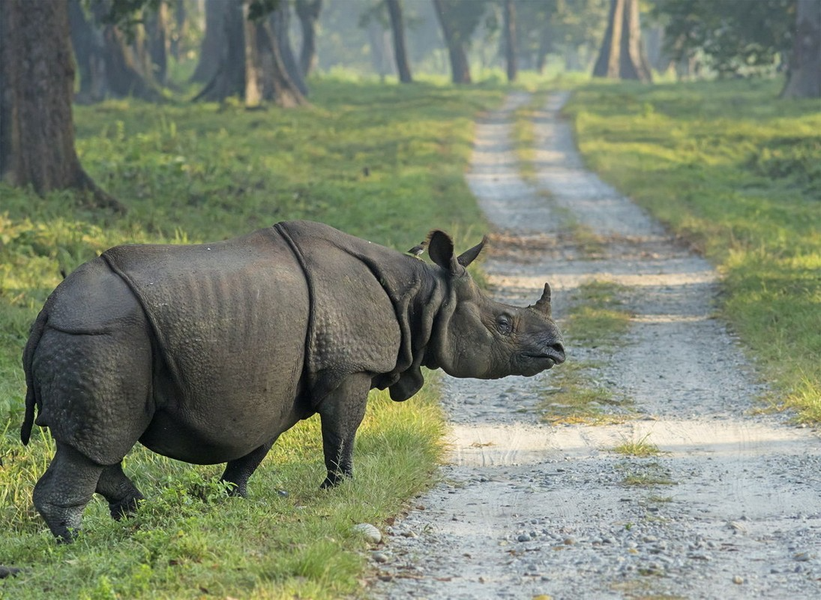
[407,239,428,257]
[20,220,565,542]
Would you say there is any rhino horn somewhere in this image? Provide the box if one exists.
[532,283,552,316]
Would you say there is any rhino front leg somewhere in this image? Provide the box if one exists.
[318,373,371,489]
[96,462,145,520]
[220,440,276,497]
[33,443,105,542]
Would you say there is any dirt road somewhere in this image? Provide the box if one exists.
[369,92,821,599]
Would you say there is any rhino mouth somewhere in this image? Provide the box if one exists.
[525,345,566,368]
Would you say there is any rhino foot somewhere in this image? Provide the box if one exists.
[0,566,22,579]
[108,493,145,521]
[96,462,145,521]
[33,443,105,542]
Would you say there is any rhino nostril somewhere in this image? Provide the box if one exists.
[550,342,566,362]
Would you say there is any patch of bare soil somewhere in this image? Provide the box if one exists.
[369,92,821,599]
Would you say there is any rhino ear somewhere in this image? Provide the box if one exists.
[428,230,461,274]
[457,235,487,268]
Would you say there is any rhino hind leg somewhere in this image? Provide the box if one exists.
[318,373,371,489]
[32,443,106,542]
[220,440,276,497]
[96,462,145,520]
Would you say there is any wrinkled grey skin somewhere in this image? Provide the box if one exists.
[21,220,565,541]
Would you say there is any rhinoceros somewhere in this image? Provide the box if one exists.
[21,220,564,541]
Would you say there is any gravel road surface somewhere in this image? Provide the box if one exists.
[369,92,821,600]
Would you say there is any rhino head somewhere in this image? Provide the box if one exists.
[425,230,565,380]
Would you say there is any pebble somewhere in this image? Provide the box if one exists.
[518,534,532,542]
[733,575,744,584]
[372,552,390,564]
[352,523,382,544]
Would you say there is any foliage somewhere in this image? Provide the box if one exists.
[0,78,504,597]
[651,0,796,77]
[566,78,821,422]
[435,0,494,47]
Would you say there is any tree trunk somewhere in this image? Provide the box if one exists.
[68,0,106,103]
[191,0,227,83]
[255,18,307,108]
[432,0,471,84]
[295,0,322,77]
[386,0,413,83]
[99,22,163,99]
[592,0,651,82]
[781,0,821,99]
[620,0,652,81]
[0,0,123,211]
[170,0,186,61]
[271,4,309,96]
[536,32,550,74]
[194,0,245,102]
[145,2,169,86]
[502,0,516,82]
[367,20,394,80]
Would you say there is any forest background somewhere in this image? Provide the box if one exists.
[0,1,819,598]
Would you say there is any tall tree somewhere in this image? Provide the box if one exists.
[194,0,246,101]
[0,0,123,211]
[195,0,306,108]
[502,0,517,82]
[256,8,308,106]
[191,0,227,83]
[271,3,309,96]
[169,0,187,61]
[781,0,820,98]
[386,0,413,83]
[144,1,169,86]
[295,0,322,77]
[68,0,106,102]
[592,0,652,81]
[433,0,487,84]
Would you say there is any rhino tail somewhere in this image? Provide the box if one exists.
[20,310,47,446]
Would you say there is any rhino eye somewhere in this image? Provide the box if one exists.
[496,314,513,335]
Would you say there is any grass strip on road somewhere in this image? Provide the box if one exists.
[566,79,821,423]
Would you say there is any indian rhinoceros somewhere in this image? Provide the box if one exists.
[21,220,565,541]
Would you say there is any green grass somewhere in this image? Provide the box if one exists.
[0,78,505,598]
[511,90,549,184]
[613,434,662,458]
[540,361,631,425]
[565,78,821,423]
[566,281,632,346]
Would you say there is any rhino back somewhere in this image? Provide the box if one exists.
[103,228,311,459]
[276,221,425,404]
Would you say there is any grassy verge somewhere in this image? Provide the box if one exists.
[0,78,504,598]
[565,79,821,423]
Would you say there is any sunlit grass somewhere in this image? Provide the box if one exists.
[613,434,662,458]
[567,78,821,423]
[0,77,504,598]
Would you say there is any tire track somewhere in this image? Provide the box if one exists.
[370,92,821,599]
